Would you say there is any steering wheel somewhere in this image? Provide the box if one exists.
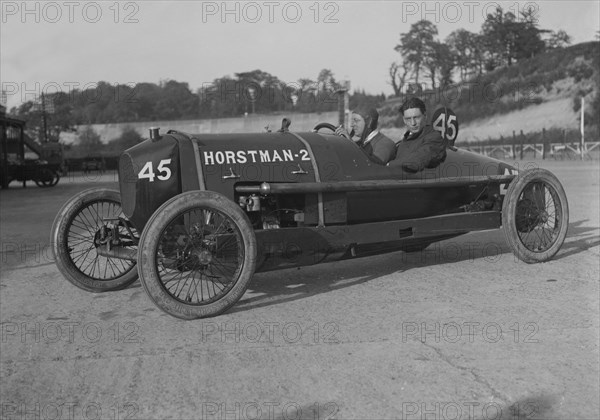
[313,122,337,133]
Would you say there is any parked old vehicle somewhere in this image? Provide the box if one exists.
[51,113,569,319]
[1,158,61,187]
[81,158,106,174]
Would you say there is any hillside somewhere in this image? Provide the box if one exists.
[380,41,599,143]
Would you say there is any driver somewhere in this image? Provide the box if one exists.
[388,98,447,172]
[335,106,395,165]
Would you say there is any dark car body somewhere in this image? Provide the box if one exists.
[119,129,515,270]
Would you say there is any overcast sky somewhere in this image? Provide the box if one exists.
[1,0,599,109]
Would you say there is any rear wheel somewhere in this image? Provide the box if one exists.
[502,168,569,263]
[137,191,257,319]
[35,168,60,187]
[51,188,138,291]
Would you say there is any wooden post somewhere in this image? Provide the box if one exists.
[20,124,26,188]
[512,130,516,160]
[519,130,524,160]
[580,97,585,160]
[542,127,546,160]
[0,120,8,189]
[335,80,350,127]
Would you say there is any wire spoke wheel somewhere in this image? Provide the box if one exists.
[138,191,257,319]
[502,169,569,263]
[51,188,138,291]
[156,208,244,305]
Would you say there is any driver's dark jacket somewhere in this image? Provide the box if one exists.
[388,125,447,172]
[359,131,396,165]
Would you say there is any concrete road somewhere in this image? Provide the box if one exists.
[1,162,598,420]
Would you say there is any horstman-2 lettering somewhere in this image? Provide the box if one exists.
[203,149,311,165]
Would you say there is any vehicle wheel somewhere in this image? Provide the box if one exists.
[35,168,60,187]
[138,191,257,319]
[49,170,60,186]
[51,188,138,291]
[502,168,569,263]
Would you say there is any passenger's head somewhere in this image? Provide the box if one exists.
[399,97,427,134]
[351,106,379,141]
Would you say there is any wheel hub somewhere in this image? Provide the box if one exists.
[196,249,213,265]
[515,199,543,233]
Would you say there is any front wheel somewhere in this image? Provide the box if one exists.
[51,188,138,291]
[137,191,257,319]
[502,168,569,263]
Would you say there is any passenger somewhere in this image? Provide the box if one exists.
[335,106,396,165]
[388,98,447,172]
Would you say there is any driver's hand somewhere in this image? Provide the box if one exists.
[335,126,351,139]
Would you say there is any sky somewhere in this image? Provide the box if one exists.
[1,0,599,109]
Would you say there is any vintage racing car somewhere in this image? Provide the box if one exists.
[51,112,569,319]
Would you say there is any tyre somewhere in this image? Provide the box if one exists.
[51,188,138,291]
[137,191,257,319]
[35,168,60,187]
[502,168,569,263]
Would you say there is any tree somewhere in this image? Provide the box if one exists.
[134,82,162,120]
[481,6,545,68]
[77,126,103,154]
[317,69,337,88]
[107,127,143,153]
[348,89,384,111]
[11,92,75,143]
[467,33,487,76]
[198,75,237,118]
[315,69,339,112]
[481,7,517,68]
[295,78,317,112]
[423,41,455,89]
[154,80,199,120]
[447,29,478,81]
[389,61,411,96]
[396,20,438,85]
[235,69,288,114]
[545,30,572,49]
[513,7,545,60]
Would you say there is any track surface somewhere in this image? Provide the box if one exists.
[1,161,598,420]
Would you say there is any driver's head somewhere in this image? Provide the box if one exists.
[399,97,427,134]
[351,106,379,141]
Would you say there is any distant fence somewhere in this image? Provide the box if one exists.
[461,129,600,160]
